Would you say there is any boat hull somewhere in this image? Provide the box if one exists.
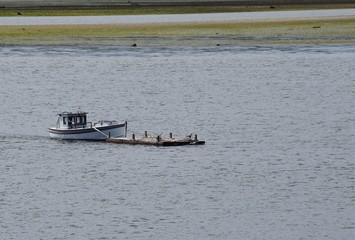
[48,123,126,140]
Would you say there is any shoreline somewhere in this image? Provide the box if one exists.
[1,5,355,46]
[1,3,355,16]
[1,1,355,8]
[1,15,355,46]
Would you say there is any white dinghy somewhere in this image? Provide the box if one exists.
[48,112,127,140]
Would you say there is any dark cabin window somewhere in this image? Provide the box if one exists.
[63,117,66,124]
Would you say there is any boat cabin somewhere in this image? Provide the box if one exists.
[56,112,88,129]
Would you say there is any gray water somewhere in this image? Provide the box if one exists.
[1,9,355,26]
[0,45,354,240]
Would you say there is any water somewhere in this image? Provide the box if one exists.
[1,9,355,26]
[0,45,354,239]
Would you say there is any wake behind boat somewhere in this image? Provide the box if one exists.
[48,111,127,140]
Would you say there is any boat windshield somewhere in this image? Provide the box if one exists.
[57,112,87,129]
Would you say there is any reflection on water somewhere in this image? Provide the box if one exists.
[0,45,354,239]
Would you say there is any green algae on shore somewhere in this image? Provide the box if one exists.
[1,17,355,46]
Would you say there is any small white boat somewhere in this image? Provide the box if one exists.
[48,112,127,140]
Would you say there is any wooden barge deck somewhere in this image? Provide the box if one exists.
[105,133,205,146]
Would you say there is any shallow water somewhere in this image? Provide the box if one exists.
[1,9,355,25]
[0,45,354,239]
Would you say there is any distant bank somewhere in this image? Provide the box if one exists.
[1,0,355,9]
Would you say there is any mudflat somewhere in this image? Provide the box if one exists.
[1,3,355,46]
[1,17,355,46]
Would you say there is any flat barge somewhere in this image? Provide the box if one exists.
[106,132,205,146]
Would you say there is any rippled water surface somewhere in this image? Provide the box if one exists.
[1,9,355,25]
[0,45,354,239]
